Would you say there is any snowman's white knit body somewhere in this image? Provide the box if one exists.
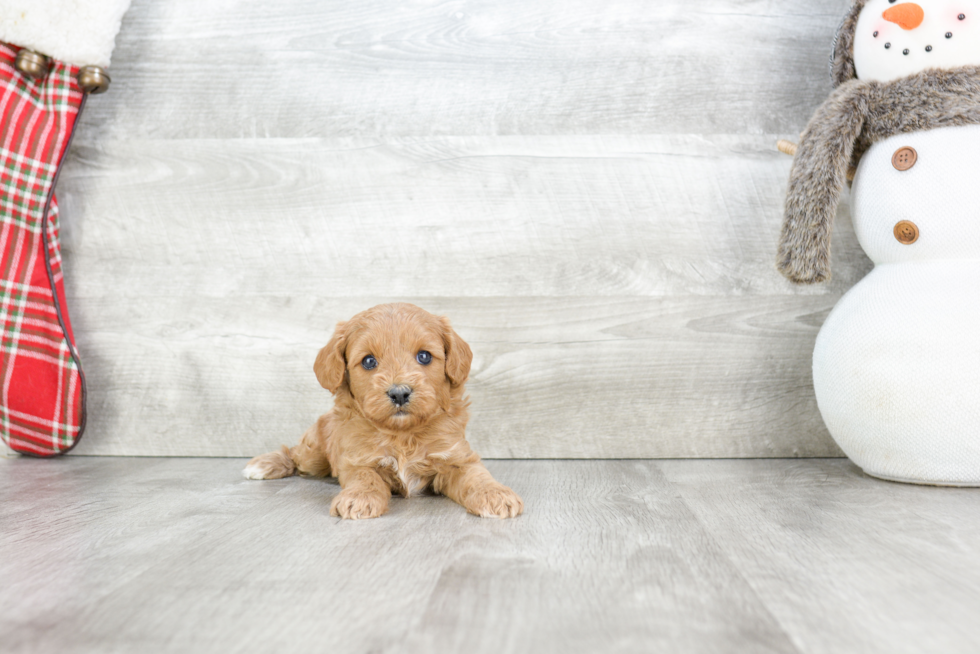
[813,124,980,484]
[802,0,980,484]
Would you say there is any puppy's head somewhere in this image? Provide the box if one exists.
[313,303,472,431]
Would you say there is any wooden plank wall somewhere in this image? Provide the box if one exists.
[52,0,864,457]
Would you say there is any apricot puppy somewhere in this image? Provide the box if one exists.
[243,303,523,520]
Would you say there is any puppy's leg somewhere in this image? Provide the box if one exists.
[289,419,333,478]
[331,467,391,519]
[243,417,333,480]
[243,445,296,480]
[434,462,523,518]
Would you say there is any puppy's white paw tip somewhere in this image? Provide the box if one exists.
[242,464,268,480]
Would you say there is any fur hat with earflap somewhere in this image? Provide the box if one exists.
[777,0,980,283]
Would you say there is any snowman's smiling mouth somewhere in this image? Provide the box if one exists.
[878,31,951,57]
[880,36,946,56]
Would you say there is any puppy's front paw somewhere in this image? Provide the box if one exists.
[465,485,524,519]
[330,489,389,520]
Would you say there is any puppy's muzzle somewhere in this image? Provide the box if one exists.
[387,385,413,407]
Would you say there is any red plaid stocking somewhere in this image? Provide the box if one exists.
[0,43,86,456]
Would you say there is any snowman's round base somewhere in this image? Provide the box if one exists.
[814,260,980,491]
[859,468,980,488]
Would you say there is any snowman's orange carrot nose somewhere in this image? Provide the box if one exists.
[883,3,924,30]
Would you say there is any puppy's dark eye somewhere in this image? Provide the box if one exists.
[362,356,378,370]
[416,350,432,365]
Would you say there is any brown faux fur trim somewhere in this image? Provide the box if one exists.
[778,65,980,284]
[830,0,868,87]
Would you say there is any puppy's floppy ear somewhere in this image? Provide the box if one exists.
[439,316,472,387]
[314,320,348,394]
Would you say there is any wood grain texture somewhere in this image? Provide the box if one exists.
[3,457,980,654]
[77,0,850,140]
[55,135,863,457]
[58,136,870,299]
[662,459,980,654]
[44,0,870,457]
[67,295,844,457]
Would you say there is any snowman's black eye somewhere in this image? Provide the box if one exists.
[959,13,966,20]
[925,45,933,52]
[947,32,954,38]
[885,42,892,49]
[903,48,910,55]
[873,30,879,37]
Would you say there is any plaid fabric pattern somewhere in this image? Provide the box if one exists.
[0,43,86,456]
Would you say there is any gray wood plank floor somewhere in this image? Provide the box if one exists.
[51,0,867,457]
[2,456,978,654]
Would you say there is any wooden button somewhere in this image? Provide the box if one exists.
[894,220,919,244]
[891,146,917,171]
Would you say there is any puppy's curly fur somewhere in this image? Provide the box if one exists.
[244,303,523,520]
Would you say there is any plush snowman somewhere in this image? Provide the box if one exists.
[778,0,980,484]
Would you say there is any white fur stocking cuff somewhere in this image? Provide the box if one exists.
[0,0,132,68]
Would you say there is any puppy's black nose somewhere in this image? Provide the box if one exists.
[387,385,412,407]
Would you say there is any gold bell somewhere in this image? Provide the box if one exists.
[77,66,110,94]
[14,49,51,80]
